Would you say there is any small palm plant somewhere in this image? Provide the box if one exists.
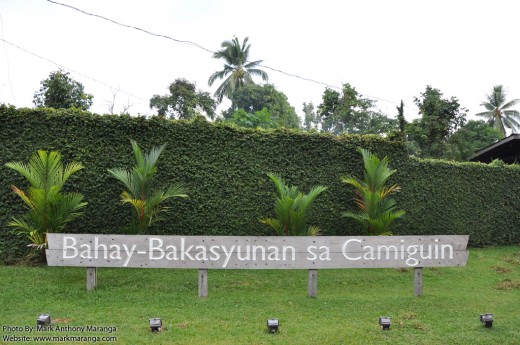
[108,140,188,234]
[259,173,327,236]
[342,148,404,236]
[5,150,87,251]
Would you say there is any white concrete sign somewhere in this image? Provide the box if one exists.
[46,234,469,269]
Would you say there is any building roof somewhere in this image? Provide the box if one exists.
[469,134,520,163]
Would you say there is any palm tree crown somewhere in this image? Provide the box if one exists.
[476,85,520,137]
[208,37,268,103]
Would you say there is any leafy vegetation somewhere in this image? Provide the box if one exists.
[317,83,397,135]
[407,86,467,158]
[445,120,502,161]
[1,247,519,344]
[108,140,188,234]
[259,173,327,236]
[149,78,216,119]
[225,107,277,129]
[4,150,87,253]
[33,70,93,110]
[342,148,404,235]
[223,84,300,129]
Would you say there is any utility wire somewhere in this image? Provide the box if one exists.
[0,38,148,103]
[45,0,415,112]
[46,0,214,54]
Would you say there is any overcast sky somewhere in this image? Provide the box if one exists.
[1,0,520,123]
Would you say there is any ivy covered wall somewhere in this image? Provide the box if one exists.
[1,106,519,263]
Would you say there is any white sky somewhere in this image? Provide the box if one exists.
[1,0,520,123]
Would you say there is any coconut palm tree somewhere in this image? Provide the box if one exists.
[108,140,188,234]
[259,173,327,236]
[5,150,87,251]
[476,85,520,137]
[208,36,268,103]
[342,148,404,236]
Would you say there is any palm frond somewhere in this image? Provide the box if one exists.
[342,148,404,235]
[260,173,326,236]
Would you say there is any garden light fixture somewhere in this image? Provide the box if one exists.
[267,319,279,333]
[149,318,162,332]
[379,316,391,330]
[37,314,51,326]
[480,313,493,328]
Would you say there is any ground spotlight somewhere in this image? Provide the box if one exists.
[267,319,279,333]
[149,318,162,332]
[37,314,51,326]
[480,313,493,328]
[379,316,391,330]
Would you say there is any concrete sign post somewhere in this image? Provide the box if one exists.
[46,234,469,296]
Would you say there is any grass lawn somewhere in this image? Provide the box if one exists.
[1,246,519,344]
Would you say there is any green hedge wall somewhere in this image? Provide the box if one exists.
[1,106,519,263]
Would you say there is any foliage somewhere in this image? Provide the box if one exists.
[224,84,300,129]
[108,140,188,234]
[302,102,319,131]
[33,70,93,110]
[408,86,467,158]
[4,150,87,251]
[476,85,520,137]
[208,37,268,103]
[444,120,502,161]
[317,83,396,134]
[259,173,327,236]
[342,148,404,235]
[226,108,277,129]
[149,78,216,120]
[396,100,406,136]
[2,107,520,263]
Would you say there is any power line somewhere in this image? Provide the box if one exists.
[0,38,148,103]
[259,65,341,90]
[46,0,215,54]
[44,3,355,95]
[45,0,416,113]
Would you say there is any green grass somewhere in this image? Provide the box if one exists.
[1,246,519,344]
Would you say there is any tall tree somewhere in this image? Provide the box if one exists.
[150,78,216,119]
[396,100,406,135]
[302,102,318,130]
[476,85,520,137]
[445,120,502,161]
[208,37,268,103]
[224,84,300,129]
[317,83,396,134]
[409,86,467,158]
[33,70,93,110]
